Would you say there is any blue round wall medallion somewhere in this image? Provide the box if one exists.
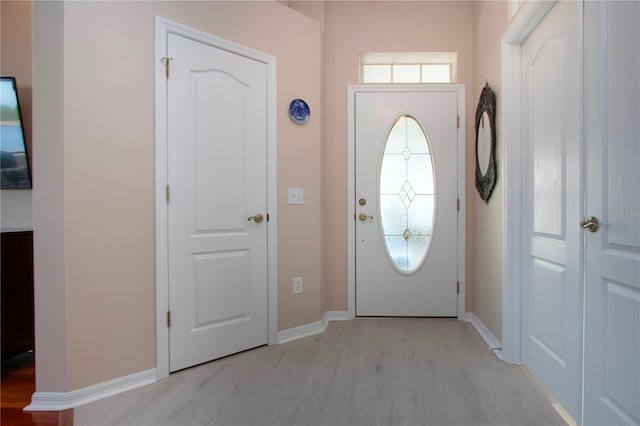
[289,99,310,124]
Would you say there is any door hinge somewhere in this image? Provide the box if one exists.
[166,185,170,202]
[457,115,460,129]
[167,310,171,328]
[162,57,174,78]
[457,198,460,212]
[457,281,460,294]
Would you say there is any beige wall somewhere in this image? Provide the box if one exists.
[471,0,510,341]
[1,0,33,231]
[30,0,513,395]
[33,0,324,391]
[288,1,325,28]
[323,1,476,311]
[32,0,69,393]
[0,0,32,157]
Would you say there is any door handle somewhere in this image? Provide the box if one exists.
[247,213,264,224]
[580,216,599,233]
[359,213,374,222]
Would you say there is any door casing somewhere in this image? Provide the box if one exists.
[154,17,278,380]
[501,0,561,366]
[347,84,466,319]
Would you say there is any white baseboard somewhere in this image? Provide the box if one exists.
[24,313,498,410]
[277,318,326,344]
[324,310,350,322]
[466,312,503,360]
[24,368,156,411]
[25,312,350,410]
[277,310,349,344]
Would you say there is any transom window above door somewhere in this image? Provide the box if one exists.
[360,52,457,84]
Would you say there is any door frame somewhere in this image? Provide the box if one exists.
[154,17,278,380]
[501,0,562,364]
[347,84,466,319]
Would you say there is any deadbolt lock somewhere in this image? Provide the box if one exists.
[359,198,367,206]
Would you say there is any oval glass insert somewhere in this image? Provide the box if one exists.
[379,115,435,273]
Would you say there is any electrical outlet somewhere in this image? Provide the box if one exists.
[292,277,303,294]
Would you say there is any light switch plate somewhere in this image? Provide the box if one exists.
[293,277,303,294]
[288,187,304,205]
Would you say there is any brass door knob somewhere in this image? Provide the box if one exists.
[248,213,264,224]
[359,213,374,222]
[580,216,599,233]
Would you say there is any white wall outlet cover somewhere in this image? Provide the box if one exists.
[292,277,303,294]
[288,187,304,205]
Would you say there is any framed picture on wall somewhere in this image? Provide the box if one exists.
[0,77,32,189]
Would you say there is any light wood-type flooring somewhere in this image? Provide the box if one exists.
[75,318,566,426]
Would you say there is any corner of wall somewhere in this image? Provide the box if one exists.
[32,0,69,393]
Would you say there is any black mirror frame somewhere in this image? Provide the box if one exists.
[475,84,497,203]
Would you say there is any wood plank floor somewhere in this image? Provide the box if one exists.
[1,352,73,426]
[75,318,566,425]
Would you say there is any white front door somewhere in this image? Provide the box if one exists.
[583,2,640,424]
[167,33,269,372]
[521,0,582,419]
[355,90,460,317]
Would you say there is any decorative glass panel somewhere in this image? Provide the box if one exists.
[380,154,406,194]
[379,116,435,273]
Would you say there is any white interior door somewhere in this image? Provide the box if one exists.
[521,1,582,419]
[167,33,268,372]
[583,2,640,424]
[355,90,459,317]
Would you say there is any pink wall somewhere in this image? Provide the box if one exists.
[1,0,33,231]
[32,0,69,393]
[29,0,511,396]
[0,0,32,158]
[33,0,324,391]
[471,0,510,341]
[323,1,476,311]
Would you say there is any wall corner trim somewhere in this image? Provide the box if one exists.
[277,311,349,344]
[24,368,157,411]
[466,312,504,361]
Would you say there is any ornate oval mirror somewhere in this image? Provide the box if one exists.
[475,84,497,202]
[477,111,492,175]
